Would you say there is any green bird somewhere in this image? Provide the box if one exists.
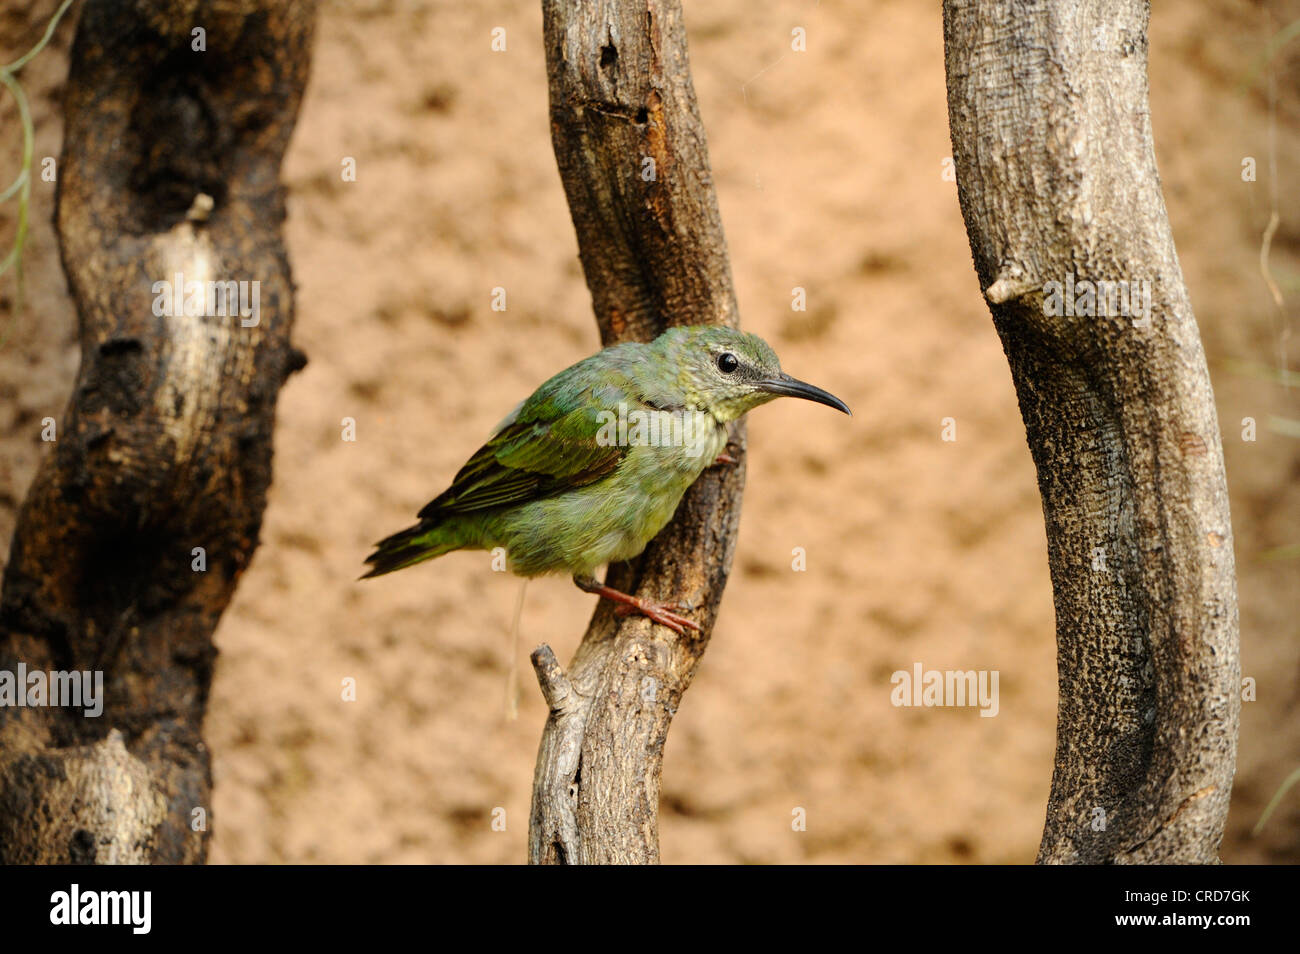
[362,325,849,633]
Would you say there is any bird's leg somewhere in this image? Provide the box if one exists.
[712,452,739,466]
[573,575,701,635]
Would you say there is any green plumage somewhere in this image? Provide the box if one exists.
[362,326,849,589]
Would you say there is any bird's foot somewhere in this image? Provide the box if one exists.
[712,452,739,466]
[573,575,701,635]
[613,599,700,634]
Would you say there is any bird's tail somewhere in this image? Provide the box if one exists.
[360,519,464,579]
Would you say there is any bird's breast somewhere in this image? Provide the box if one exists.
[494,412,726,578]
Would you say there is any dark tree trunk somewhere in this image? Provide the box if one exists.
[0,0,315,864]
[943,0,1240,863]
[528,0,745,864]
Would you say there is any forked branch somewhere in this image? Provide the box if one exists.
[528,0,743,864]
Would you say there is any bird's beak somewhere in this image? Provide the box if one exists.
[756,373,852,415]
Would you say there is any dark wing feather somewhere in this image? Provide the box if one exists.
[417,373,630,520]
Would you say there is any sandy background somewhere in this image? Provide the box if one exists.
[1,0,1297,864]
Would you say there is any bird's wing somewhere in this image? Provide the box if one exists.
[418,370,631,519]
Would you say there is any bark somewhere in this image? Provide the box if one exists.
[943,0,1239,863]
[0,0,314,863]
[529,0,744,864]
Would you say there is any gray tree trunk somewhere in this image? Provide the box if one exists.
[943,0,1240,863]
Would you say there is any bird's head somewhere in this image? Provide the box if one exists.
[653,326,851,423]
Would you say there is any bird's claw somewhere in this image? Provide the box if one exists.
[614,600,701,634]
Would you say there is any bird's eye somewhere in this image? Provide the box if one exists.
[716,352,739,374]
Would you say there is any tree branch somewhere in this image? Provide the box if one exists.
[528,0,743,864]
[943,0,1240,863]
